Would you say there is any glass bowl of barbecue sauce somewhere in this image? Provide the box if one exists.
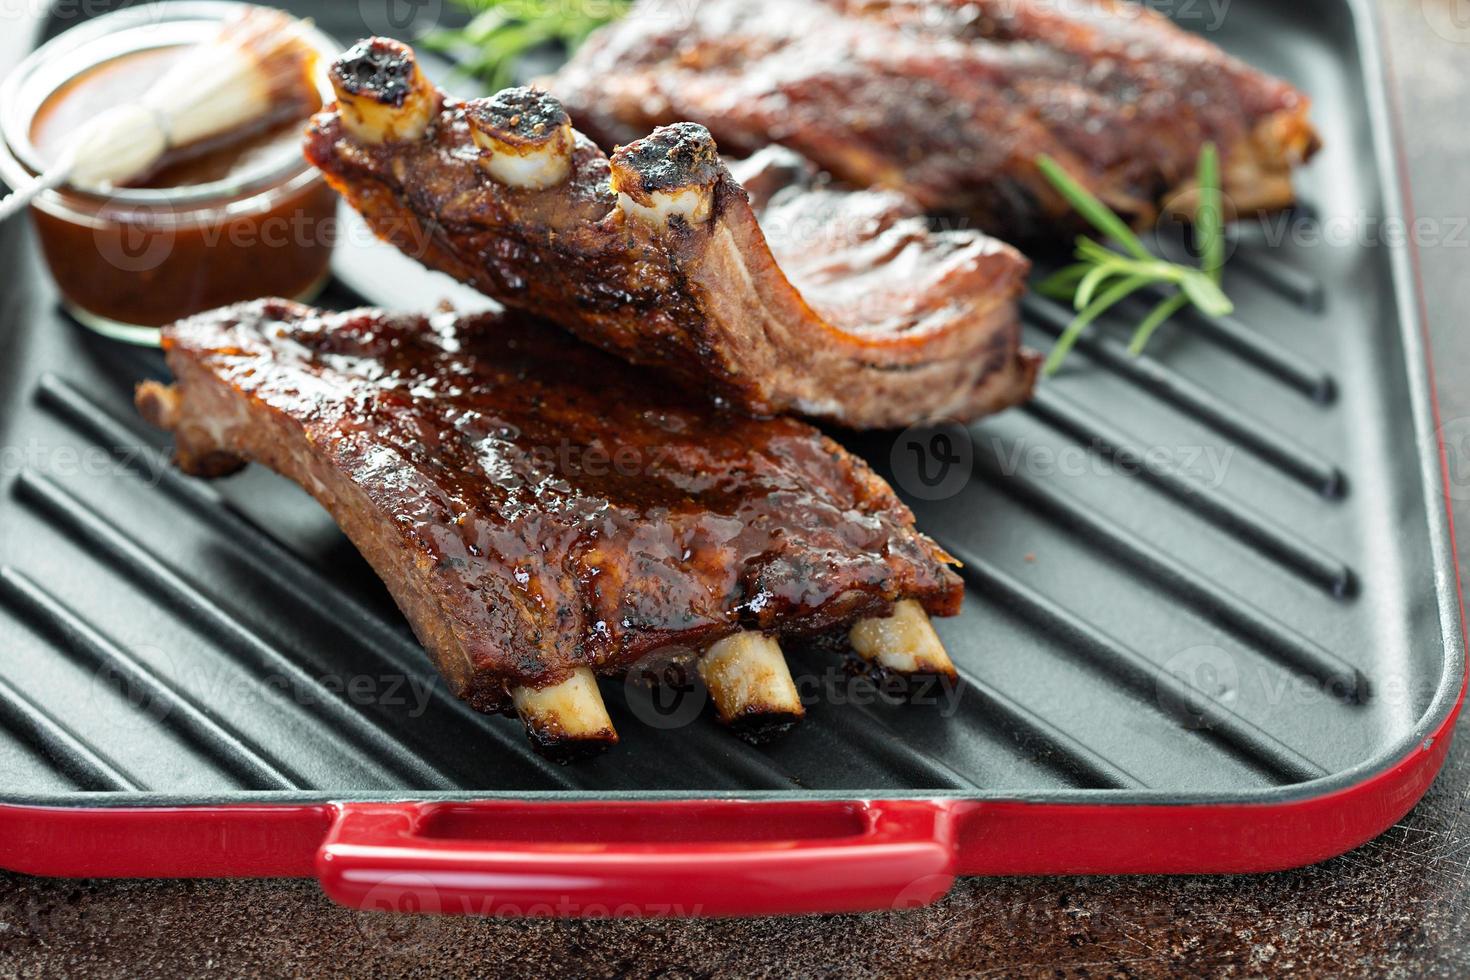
[0,3,341,345]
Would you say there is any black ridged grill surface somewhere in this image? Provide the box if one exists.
[0,0,1458,805]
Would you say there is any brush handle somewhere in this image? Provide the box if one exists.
[0,154,73,224]
[0,101,172,224]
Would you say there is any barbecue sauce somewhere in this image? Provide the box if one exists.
[24,45,337,333]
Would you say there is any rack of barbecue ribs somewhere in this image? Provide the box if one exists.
[552,0,1321,243]
[303,38,1037,431]
[135,299,965,757]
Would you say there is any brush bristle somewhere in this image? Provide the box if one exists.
[67,9,320,189]
[221,8,323,111]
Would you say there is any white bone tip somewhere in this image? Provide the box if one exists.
[465,88,574,190]
[849,600,957,679]
[512,667,617,758]
[698,631,804,740]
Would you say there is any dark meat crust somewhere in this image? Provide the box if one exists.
[552,0,1320,242]
[303,90,1036,430]
[138,299,964,714]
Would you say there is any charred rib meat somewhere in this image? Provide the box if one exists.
[553,0,1320,242]
[136,299,965,755]
[303,38,1036,430]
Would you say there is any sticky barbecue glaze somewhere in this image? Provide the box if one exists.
[140,300,963,712]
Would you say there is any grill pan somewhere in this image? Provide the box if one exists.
[0,0,1461,918]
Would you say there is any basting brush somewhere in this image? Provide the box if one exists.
[0,8,321,220]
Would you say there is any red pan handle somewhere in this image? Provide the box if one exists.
[316,799,959,918]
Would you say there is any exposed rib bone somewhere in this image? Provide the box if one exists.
[849,600,957,679]
[328,37,437,144]
[512,667,618,755]
[135,379,182,431]
[466,88,574,190]
[698,631,804,737]
[609,122,719,227]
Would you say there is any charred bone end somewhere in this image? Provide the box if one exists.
[512,667,618,760]
[135,380,182,432]
[609,122,721,227]
[849,601,957,680]
[134,380,246,478]
[697,632,805,740]
[329,37,438,144]
[465,88,574,190]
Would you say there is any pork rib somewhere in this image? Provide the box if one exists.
[303,38,1036,430]
[136,299,965,755]
[553,0,1320,242]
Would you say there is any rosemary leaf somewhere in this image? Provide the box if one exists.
[1075,262,1124,311]
[1127,292,1191,356]
[432,0,630,88]
[1035,146,1237,374]
[1179,271,1232,318]
[1035,263,1092,300]
[1036,156,1152,261]
[1042,274,1154,375]
[1196,142,1225,284]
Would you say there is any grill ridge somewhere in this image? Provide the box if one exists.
[1162,303,1336,402]
[1025,389,1358,597]
[971,453,1365,699]
[948,547,1331,785]
[1023,295,1345,496]
[0,674,143,792]
[1230,249,1326,310]
[937,677,1148,789]
[13,470,462,790]
[0,568,306,790]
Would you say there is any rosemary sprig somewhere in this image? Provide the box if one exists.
[425,0,630,90]
[1035,145,1232,375]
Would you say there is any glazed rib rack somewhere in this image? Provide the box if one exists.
[302,38,1036,430]
[553,0,1320,242]
[134,299,965,756]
